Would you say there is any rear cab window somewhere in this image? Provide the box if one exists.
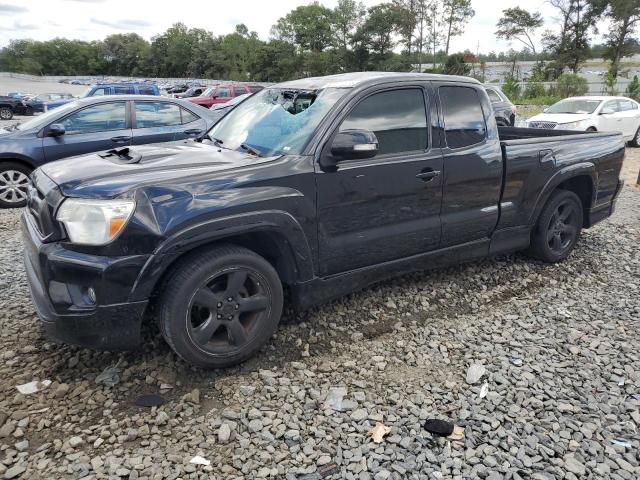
[439,85,487,149]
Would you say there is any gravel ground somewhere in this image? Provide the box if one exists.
[0,157,638,480]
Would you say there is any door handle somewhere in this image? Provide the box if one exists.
[110,136,131,144]
[416,169,441,182]
[183,128,203,136]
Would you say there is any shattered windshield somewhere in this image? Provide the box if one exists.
[206,87,349,156]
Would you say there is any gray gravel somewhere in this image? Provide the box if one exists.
[0,185,638,479]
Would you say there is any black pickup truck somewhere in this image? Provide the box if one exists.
[22,72,624,368]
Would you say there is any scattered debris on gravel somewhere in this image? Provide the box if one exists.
[0,182,638,479]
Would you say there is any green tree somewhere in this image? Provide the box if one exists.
[442,0,474,58]
[603,0,640,81]
[103,33,149,76]
[272,2,334,53]
[626,75,640,100]
[543,0,607,77]
[444,53,470,75]
[495,7,544,55]
[555,72,589,97]
[354,3,406,70]
[332,0,366,71]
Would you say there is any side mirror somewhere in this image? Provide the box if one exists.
[330,129,379,160]
[48,123,65,137]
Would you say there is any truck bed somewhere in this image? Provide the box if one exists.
[494,126,625,234]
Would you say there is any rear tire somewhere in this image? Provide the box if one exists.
[0,107,13,120]
[528,189,583,263]
[586,127,597,132]
[157,245,283,368]
[0,162,32,208]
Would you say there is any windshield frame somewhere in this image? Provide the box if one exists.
[205,86,350,157]
[546,99,602,115]
[16,101,79,131]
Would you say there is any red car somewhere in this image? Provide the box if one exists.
[187,84,263,109]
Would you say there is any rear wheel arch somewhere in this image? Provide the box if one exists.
[531,169,596,229]
[556,175,594,227]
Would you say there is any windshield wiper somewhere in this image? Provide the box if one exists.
[239,143,263,157]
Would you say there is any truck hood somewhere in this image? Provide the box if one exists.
[39,141,278,198]
[528,113,592,125]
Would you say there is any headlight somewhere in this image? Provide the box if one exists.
[56,199,135,245]
[561,121,583,129]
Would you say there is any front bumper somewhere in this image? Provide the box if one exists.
[21,212,149,350]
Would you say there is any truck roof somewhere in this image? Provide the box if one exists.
[275,72,480,90]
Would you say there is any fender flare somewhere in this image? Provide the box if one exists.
[128,210,315,302]
[0,154,36,169]
[528,162,597,226]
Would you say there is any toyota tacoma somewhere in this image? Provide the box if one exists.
[22,73,625,368]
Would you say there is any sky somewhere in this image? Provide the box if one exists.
[0,0,608,52]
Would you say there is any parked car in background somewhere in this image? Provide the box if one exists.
[25,93,75,113]
[187,84,263,108]
[484,85,517,126]
[527,96,640,146]
[20,72,624,368]
[174,85,208,98]
[45,83,162,110]
[0,95,217,207]
[0,96,23,120]
[167,83,190,94]
[209,92,252,122]
[7,92,33,101]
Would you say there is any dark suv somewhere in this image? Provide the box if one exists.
[22,72,624,368]
[484,85,517,126]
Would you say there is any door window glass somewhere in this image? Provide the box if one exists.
[601,101,620,114]
[91,88,108,96]
[233,87,247,97]
[339,88,428,155]
[216,88,230,98]
[440,86,487,149]
[134,102,182,128]
[486,89,502,102]
[61,102,127,134]
[619,100,634,111]
[114,86,134,95]
[138,86,156,95]
[181,108,199,124]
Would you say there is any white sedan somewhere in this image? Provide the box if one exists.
[527,96,640,146]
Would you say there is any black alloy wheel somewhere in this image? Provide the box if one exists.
[188,268,271,354]
[158,245,283,368]
[545,199,579,255]
[528,189,583,263]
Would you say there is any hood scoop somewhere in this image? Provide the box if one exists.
[98,147,142,164]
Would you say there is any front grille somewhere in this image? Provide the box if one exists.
[528,121,557,130]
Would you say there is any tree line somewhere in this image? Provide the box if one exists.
[0,0,638,84]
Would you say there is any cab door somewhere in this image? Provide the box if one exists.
[434,82,503,246]
[316,84,443,276]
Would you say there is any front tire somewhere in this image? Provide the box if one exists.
[528,190,583,263]
[0,162,32,208]
[157,245,283,368]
